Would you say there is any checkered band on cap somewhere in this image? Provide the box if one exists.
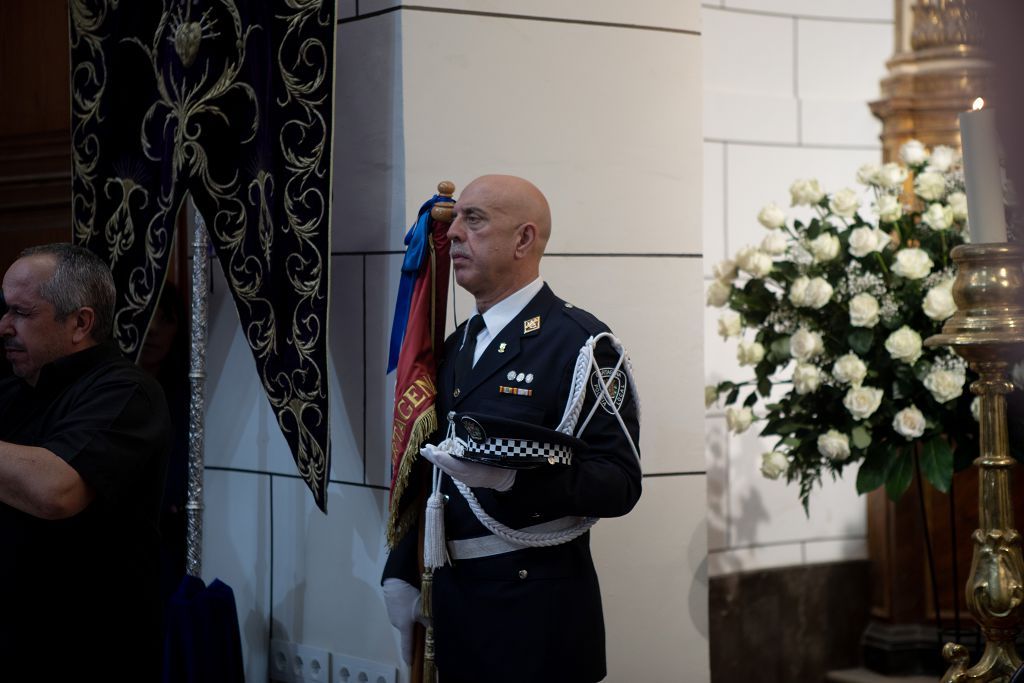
[463,438,574,465]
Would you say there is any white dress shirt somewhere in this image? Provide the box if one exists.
[463,277,545,366]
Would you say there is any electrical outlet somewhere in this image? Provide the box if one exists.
[331,652,398,683]
[270,639,296,683]
[294,643,330,683]
[270,639,330,683]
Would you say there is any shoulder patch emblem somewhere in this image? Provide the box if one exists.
[590,367,628,414]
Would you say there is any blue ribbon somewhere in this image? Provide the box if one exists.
[387,194,447,373]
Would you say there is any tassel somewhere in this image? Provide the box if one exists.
[423,466,449,570]
[424,626,438,683]
[420,569,433,620]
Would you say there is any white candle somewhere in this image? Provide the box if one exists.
[958,98,1007,243]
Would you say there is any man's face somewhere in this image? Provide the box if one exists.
[0,256,78,386]
[447,179,522,300]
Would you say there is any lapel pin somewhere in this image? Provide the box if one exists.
[498,342,507,353]
[523,316,541,334]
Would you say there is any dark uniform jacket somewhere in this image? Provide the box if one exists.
[387,284,642,683]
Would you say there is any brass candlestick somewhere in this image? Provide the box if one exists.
[925,243,1024,683]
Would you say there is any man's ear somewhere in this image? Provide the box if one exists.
[514,222,538,259]
[70,307,97,345]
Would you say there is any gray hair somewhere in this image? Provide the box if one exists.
[20,243,116,343]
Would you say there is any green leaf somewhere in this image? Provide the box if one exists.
[848,329,873,355]
[851,426,872,450]
[756,375,772,398]
[743,391,759,408]
[769,337,791,362]
[725,387,739,404]
[856,448,888,494]
[919,437,953,493]
[886,449,914,501]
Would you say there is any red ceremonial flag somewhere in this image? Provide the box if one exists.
[386,190,453,547]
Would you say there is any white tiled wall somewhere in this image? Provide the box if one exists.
[203,2,710,682]
[702,1,892,577]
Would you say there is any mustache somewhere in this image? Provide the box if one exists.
[450,246,469,259]
[3,342,25,352]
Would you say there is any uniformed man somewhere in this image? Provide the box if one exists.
[383,175,642,683]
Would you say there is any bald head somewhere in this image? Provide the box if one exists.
[463,175,552,255]
[448,175,553,311]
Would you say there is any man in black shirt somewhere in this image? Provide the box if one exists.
[0,243,170,679]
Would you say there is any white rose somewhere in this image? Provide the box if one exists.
[829,188,860,218]
[760,231,788,256]
[804,277,834,309]
[923,367,965,403]
[735,246,773,278]
[893,405,926,439]
[747,252,773,278]
[844,385,884,420]
[760,451,789,480]
[705,385,719,408]
[900,139,927,166]
[876,162,908,189]
[914,171,947,201]
[713,259,738,283]
[793,362,822,395]
[790,178,825,206]
[809,232,841,262]
[922,203,954,231]
[892,248,934,280]
[707,279,732,307]
[788,276,809,307]
[757,203,787,230]
[927,145,958,173]
[848,226,886,257]
[726,406,754,434]
[737,340,766,366]
[856,163,881,186]
[817,430,851,462]
[790,327,825,361]
[849,292,880,328]
[875,195,903,223]
[948,192,968,221]
[832,353,868,386]
[922,279,956,321]
[971,396,980,421]
[718,311,742,339]
[885,325,923,365]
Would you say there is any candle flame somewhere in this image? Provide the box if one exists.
[973,97,985,111]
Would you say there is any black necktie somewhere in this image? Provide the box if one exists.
[453,314,486,396]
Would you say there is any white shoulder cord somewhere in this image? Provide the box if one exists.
[444,332,641,551]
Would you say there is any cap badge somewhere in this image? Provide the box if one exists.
[461,416,487,442]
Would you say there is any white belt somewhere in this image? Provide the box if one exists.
[447,517,585,560]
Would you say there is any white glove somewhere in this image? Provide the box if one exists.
[382,578,426,665]
[420,443,516,491]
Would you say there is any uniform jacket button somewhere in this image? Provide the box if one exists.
[518,569,528,579]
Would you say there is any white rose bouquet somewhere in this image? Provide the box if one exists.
[706,141,980,510]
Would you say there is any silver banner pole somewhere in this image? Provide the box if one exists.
[185,199,209,578]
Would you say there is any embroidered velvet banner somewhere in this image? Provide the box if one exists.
[70,0,336,510]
